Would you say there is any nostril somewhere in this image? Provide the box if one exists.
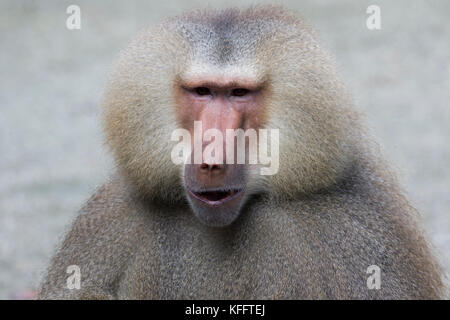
[211,164,221,171]
[199,163,222,172]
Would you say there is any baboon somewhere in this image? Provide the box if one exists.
[38,6,444,299]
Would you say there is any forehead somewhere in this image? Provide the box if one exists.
[172,9,278,65]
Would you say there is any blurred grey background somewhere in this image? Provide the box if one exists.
[0,0,449,298]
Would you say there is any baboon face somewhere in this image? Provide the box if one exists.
[176,77,266,227]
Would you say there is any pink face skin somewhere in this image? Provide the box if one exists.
[175,77,267,227]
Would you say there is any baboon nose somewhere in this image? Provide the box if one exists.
[200,163,223,173]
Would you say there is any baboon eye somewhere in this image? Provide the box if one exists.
[231,88,250,97]
[195,87,211,96]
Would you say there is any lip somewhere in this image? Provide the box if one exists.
[187,188,243,206]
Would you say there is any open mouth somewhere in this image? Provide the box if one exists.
[188,188,243,206]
